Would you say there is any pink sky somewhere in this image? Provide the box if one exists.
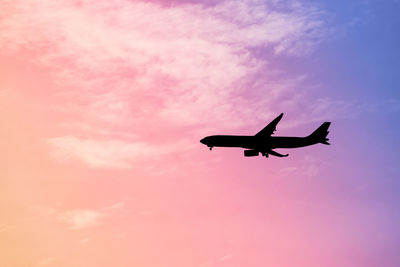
[2,0,398,266]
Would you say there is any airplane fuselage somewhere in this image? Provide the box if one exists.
[200,135,317,151]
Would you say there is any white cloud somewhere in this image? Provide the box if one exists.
[0,0,330,168]
[48,136,192,168]
[57,201,125,230]
[277,95,400,131]
[302,155,324,178]
[59,210,103,230]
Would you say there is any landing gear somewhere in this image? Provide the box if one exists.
[209,146,213,151]
[261,152,268,158]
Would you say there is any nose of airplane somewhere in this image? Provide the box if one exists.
[200,138,206,144]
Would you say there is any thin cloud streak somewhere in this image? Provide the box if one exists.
[48,136,189,169]
[56,202,125,230]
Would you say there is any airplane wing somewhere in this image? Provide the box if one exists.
[255,113,283,138]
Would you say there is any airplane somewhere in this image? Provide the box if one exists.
[200,113,330,158]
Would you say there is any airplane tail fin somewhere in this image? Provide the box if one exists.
[308,122,331,145]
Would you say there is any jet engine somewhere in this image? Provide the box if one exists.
[244,150,259,157]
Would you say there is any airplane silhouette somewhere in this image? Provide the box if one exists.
[200,113,330,158]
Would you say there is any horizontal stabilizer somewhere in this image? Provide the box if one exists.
[321,138,330,145]
[268,149,289,157]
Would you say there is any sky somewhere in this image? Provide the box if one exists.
[1,0,400,266]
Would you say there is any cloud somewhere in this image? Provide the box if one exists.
[276,94,400,131]
[277,156,324,178]
[1,0,330,168]
[48,136,193,168]
[32,202,125,230]
[57,201,125,230]
[59,209,103,230]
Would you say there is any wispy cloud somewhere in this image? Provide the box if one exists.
[37,201,125,230]
[1,0,330,168]
[57,201,125,230]
[59,209,104,230]
[48,136,186,169]
[276,94,400,131]
[278,155,325,178]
